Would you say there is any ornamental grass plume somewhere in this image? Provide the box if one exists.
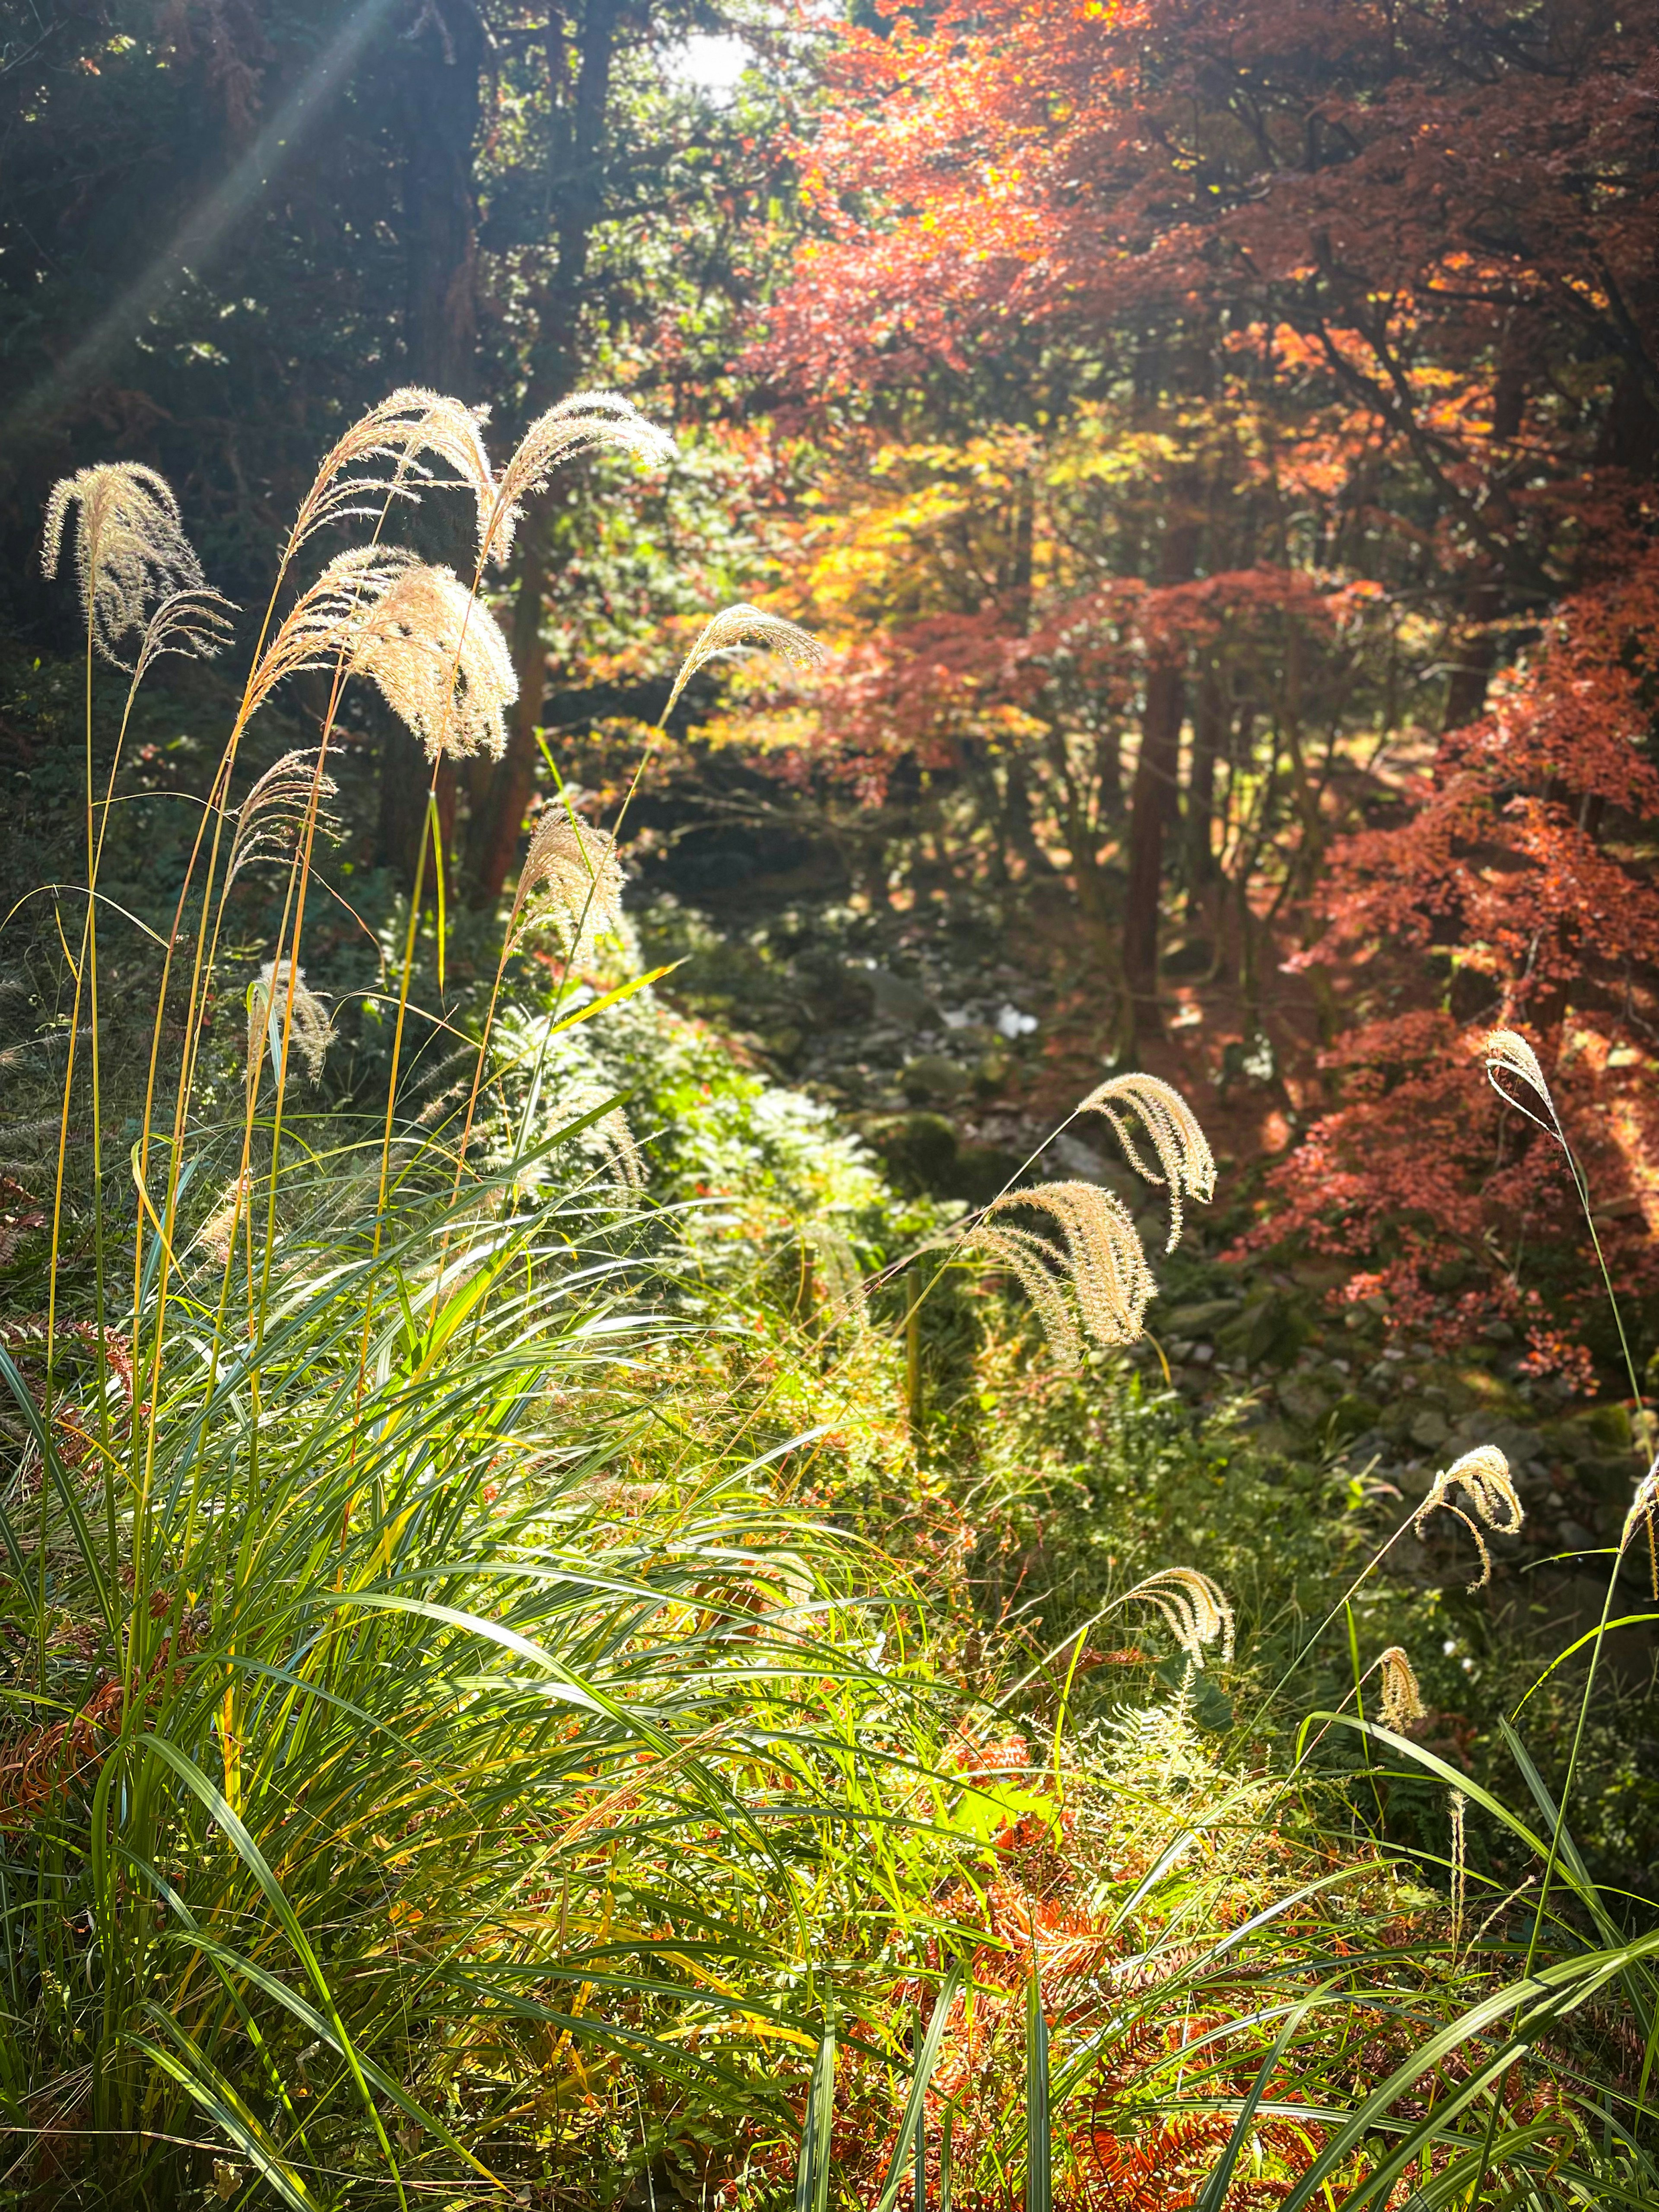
[960,1181,1155,1362]
[243,547,416,721]
[1072,1071,1215,1251]
[349,562,518,760]
[226,750,341,890]
[286,387,496,561]
[486,391,675,566]
[246,960,332,1094]
[1116,1568,1235,1668]
[661,603,827,724]
[1484,1027,1565,1147]
[41,463,206,665]
[1376,1645,1427,1732]
[509,800,626,960]
[805,1225,868,1338]
[1622,1462,1659,1596]
[1411,1443,1525,1589]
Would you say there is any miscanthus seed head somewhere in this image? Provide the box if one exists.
[1412,1443,1525,1589]
[42,464,207,666]
[1484,1028,1564,1147]
[1376,1645,1427,1732]
[349,563,517,761]
[1623,1463,1659,1597]
[289,388,496,560]
[509,802,626,962]
[247,960,332,1093]
[661,603,826,725]
[1073,1071,1215,1251]
[487,391,675,566]
[973,1180,1156,1360]
[228,750,341,890]
[1117,1567,1235,1669]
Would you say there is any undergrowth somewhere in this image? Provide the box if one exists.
[0,392,1655,2211]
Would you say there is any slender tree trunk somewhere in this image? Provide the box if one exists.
[1183,661,1221,923]
[379,0,483,897]
[1122,509,1200,1040]
[464,0,623,908]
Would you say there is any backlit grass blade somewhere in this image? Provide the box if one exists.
[1026,1969,1051,2212]
[794,2025,836,2212]
[873,1965,965,2212]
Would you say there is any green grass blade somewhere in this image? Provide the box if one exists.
[873,1965,964,2212]
[794,2026,836,2212]
[1025,1969,1050,2212]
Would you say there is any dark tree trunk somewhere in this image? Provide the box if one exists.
[1122,509,1200,1041]
[1183,661,1222,919]
[465,0,623,908]
[378,0,483,898]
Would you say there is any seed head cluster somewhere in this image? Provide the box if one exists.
[1117,1568,1235,1669]
[1073,1071,1216,1250]
[247,960,333,1093]
[1412,1444,1525,1589]
[41,464,207,666]
[1376,1645,1427,1732]
[509,803,626,963]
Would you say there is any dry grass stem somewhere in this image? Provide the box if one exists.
[1376,1645,1427,1732]
[42,464,207,664]
[1117,1568,1235,1668]
[1450,1790,1468,1955]
[510,803,626,959]
[247,960,333,1092]
[1072,1072,1215,1251]
[661,604,826,725]
[1411,1444,1525,1589]
[287,388,496,559]
[227,751,341,890]
[349,562,517,760]
[487,391,674,566]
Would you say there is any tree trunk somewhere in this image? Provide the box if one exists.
[464,0,623,908]
[1183,661,1222,921]
[1122,509,1200,1041]
[380,0,483,898]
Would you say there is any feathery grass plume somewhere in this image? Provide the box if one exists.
[131,585,236,679]
[286,388,496,559]
[1072,1072,1215,1252]
[1411,1443,1524,1589]
[1376,1645,1427,1732]
[556,1081,645,1192]
[1484,1027,1566,1147]
[41,463,206,664]
[1621,1462,1659,1596]
[349,562,518,760]
[509,800,626,959]
[195,1176,250,1270]
[246,960,332,1093]
[1117,1567,1235,1668]
[226,750,341,889]
[661,603,827,725]
[1450,1791,1468,1955]
[961,1180,1155,1359]
[244,546,416,720]
[805,1224,868,1337]
[486,390,675,566]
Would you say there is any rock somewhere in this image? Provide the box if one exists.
[901,1053,969,1103]
[1162,1297,1243,1338]
[1410,1408,1451,1450]
[1277,1373,1335,1427]
[868,964,941,1027]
